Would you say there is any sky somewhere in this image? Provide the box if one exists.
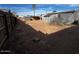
[0,4,79,16]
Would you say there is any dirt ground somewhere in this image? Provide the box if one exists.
[3,19,79,54]
[25,20,74,34]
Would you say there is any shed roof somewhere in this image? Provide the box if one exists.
[44,10,76,17]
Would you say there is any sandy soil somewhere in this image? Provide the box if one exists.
[25,20,73,34]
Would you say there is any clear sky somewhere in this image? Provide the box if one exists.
[0,4,79,16]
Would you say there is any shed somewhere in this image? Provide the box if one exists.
[41,10,79,24]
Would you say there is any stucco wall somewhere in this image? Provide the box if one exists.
[59,13,74,24]
[41,12,78,24]
[74,11,79,24]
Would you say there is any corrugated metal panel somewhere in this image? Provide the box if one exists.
[0,28,6,42]
[0,10,17,49]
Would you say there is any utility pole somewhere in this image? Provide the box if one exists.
[32,4,36,16]
[46,10,47,14]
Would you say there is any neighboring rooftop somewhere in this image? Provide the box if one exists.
[44,10,79,17]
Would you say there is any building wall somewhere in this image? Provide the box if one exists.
[41,16,49,23]
[49,14,59,24]
[59,13,74,24]
[41,12,78,24]
[74,11,79,24]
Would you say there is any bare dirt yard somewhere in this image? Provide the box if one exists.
[4,19,79,54]
[25,20,74,34]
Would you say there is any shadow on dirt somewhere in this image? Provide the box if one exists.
[2,19,79,54]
